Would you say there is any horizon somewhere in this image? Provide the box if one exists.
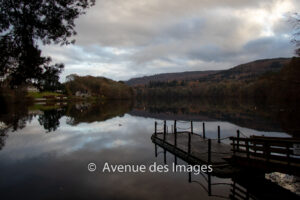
[40,0,299,82]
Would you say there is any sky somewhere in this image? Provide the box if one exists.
[41,0,300,82]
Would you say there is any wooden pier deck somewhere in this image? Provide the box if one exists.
[154,132,232,165]
[151,130,238,177]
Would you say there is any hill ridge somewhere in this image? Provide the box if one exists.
[126,57,291,86]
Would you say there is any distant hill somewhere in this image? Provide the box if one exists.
[126,70,220,86]
[126,58,291,86]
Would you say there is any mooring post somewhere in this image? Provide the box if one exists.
[175,131,177,147]
[208,173,212,196]
[232,182,236,198]
[218,125,220,143]
[203,122,206,139]
[163,120,166,142]
[188,132,191,155]
[208,139,211,164]
[287,143,290,165]
[191,121,193,134]
[174,120,177,133]
[174,120,177,147]
[246,140,249,160]
[154,121,157,136]
[237,130,240,151]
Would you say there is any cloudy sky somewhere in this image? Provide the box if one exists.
[41,0,300,81]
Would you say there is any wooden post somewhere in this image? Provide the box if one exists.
[175,130,177,147]
[174,120,177,147]
[203,122,206,139]
[246,140,249,159]
[174,120,177,132]
[174,155,177,165]
[218,125,220,143]
[208,173,212,196]
[232,138,236,155]
[188,132,191,155]
[163,120,166,142]
[191,121,193,134]
[155,144,157,157]
[237,130,240,151]
[232,182,236,198]
[208,139,211,164]
[265,141,269,162]
[188,172,191,183]
[154,121,157,136]
[287,143,290,165]
[164,149,167,164]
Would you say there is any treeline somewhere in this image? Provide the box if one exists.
[135,57,300,103]
[64,74,134,99]
[148,80,187,88]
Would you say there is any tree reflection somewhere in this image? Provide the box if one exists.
[0,98,32,150]
[0,128,8,150]
[66,101,133,125]
[133,98,300,137]
[38,108,66,133]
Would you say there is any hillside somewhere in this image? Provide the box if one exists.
[126,58,291,86]
[126,70,220,86]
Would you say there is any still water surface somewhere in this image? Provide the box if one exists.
[0,100,298,199]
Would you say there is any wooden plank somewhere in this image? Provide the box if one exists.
[230,136,300,144]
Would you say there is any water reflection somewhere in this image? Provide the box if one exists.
[38,108,67,132]
[133,98,300,137]
[0,99,299,199]
[65,101,133,125]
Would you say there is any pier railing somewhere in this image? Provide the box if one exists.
[230,136,300,165]
[154,120,228,143]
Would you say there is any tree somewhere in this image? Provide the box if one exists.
[38,63,64,91]
[290,13,300,56]
[0,0,95,87]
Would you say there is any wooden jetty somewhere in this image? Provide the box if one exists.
[151,120,237,177]
[152,120,300,177]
